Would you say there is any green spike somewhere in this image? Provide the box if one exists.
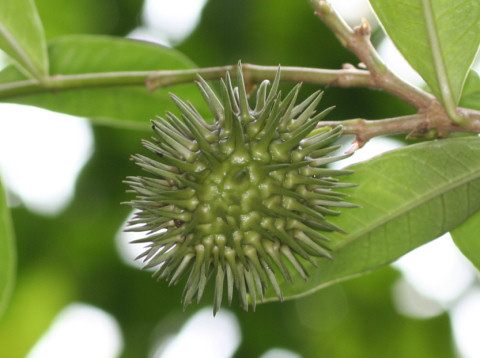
[262,160,308,173]
[168,252,195,285]
[152,119,195,151]
[249,97,281,161]
[187,100,215,129]
[262,239,292,283]
[201,149,222,170]
[230,116,248,156]
[244,268,257,310]
[150,124,197,162]
[183,244,205,308]
[254,79,270,113]
[196,264,208,303]
[244,245,268,290]
[262,218,313,262]
[233,231,248,267]
[265,66,281,105]
[248,261,265,302]
[225,71,239,114]
[309,153,352,167]
[261,258,283,301]
[243,231,273,270]
[288,91,323,131]
[269,118,319,161]
[134,159,180,183]
[283,197,326,221]
[308,205,342,216]
[196,75,225,123]
[256,96,283,142]
[149,149,203,173]
[170,93,217,142]
[305,217,346,234]
[213,264,225,316]
[310,199,360,208]
[287,219,332,243]
[281,245,308,280]
[149,187,196,200]
[236,262,249,311]
[300,166,353,177]
[300,124,342,147]
[291,90,321,119]
[153,117,195,146]
[220,78,234,137]
[165,112,194,139]
[293,230,333,260]
[236,62,253,123]
[225,263,234,306]
[278,83,302,131]
[249,91,280,138]
[143,246,177,269]
[297,145,339,161]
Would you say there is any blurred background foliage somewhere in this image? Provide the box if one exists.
[0,0,459,357]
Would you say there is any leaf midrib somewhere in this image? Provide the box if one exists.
[338,163,480,250]
[0,22,42,80]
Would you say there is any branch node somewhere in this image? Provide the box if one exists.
[354,18,371,37]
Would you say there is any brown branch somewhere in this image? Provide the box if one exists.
[319,113,480,148]
[146,64,374,91]
[309,0,435,110]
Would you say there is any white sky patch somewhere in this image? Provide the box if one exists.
[451,289,480,358]
[115,211,153,269]
[128,26,171,47]
[392,233,476,306]
[330,136,404,169]
[142,0,208,45]
[330,0,378,27]
[377,37,426,88]
[27,303,123,358]
[0,104,93,215]
[154,307,241,358]
[391,278,444,319]
[260,348,302,358]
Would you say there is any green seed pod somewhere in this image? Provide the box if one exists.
[125,64,356,314]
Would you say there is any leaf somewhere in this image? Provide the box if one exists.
[370,0,480,117]
[0,176,15,320]
[0,0,48,79]
[264,136,480,301]
[451,210,480,271]
[459,70,480,111]
[0,35,207,128]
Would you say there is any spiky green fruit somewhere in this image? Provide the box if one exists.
[125,65,356,314]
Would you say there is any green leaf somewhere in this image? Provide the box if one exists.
[0,35,206,129]
[264,137,480,301]
[451,210,480,271]
[0,0,48,79]
[459,70,480,111]
[0,176,15,320]
[370,0,480,118]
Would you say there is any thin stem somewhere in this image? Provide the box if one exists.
[309,0,435,110]
[148,64,375,90]
[0,65,373,99]
[319,113,480,147]
[0,62,479,144]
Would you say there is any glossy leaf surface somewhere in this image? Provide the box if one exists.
[265,137,480,300]
[0,0,48,79]
[370,0,480,113]
[0,177,15,320]
[451,210,480,271]
[0,35,206,128]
